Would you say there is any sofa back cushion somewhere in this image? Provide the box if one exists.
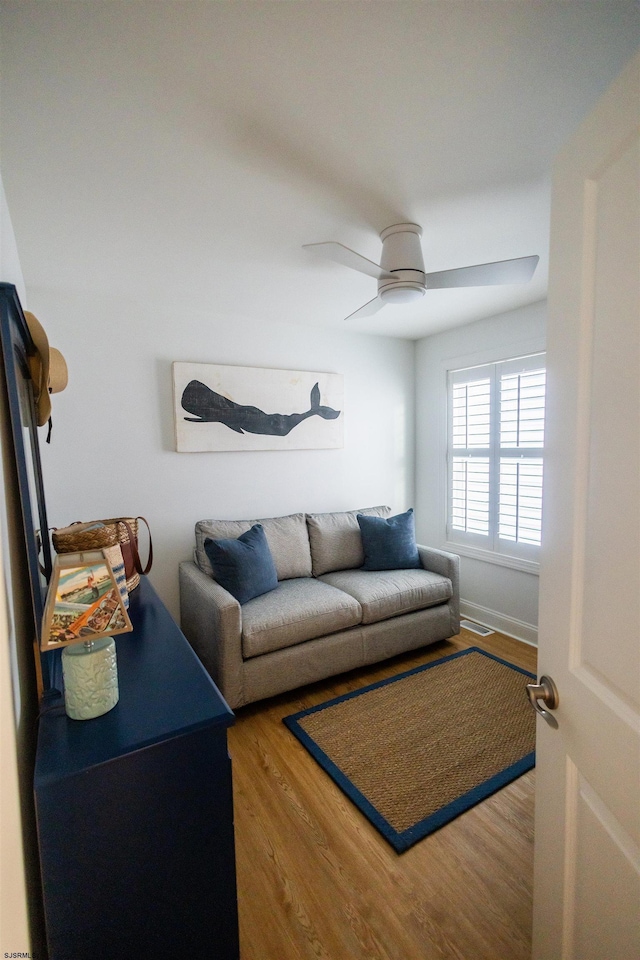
[306,505,391,576]
[196,519,252,576]
[195,513,312,581]
[259,513,313,580]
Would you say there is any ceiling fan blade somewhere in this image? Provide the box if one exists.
[344,296,385,321]
[425,255,539,289]
[304,241,394,280]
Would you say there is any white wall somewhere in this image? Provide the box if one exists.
[0,174,33,957]
[415,300,546,643]
[0,2,417,627]
[31,285,415,620]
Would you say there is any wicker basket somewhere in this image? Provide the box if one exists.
[52,521,118,554]
[52,517,152,594]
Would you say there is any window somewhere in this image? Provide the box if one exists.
[447,354,545,565]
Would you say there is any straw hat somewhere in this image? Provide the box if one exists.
[24,311,68,427]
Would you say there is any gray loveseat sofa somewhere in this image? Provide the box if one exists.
[179,506,460,709]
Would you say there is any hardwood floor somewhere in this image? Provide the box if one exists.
[228,628,537,960]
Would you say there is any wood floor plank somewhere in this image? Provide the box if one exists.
[228,628,537,959]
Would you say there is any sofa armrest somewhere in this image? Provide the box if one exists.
[417,545,460,633]
[179,560,245,708]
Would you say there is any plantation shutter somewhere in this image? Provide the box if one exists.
[448,354,545,559]
[450,374,491,538]
[498,362,545,546]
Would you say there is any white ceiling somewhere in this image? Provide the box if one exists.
[2,1,639,339]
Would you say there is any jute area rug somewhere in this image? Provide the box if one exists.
[283,647,536,853]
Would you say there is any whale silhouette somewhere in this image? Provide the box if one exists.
[181,380,341,436]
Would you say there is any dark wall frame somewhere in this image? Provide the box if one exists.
[0,282,54,692]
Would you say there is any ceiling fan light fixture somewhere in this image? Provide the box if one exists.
[379,283,425,305]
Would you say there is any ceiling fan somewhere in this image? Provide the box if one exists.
[303,222,539,320]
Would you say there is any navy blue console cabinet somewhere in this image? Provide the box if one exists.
[34,577,239,960]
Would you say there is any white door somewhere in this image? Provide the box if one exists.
[532,52,640,960]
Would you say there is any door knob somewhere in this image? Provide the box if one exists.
[526,675,559,722]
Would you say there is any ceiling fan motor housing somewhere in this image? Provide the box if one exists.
[378,223,426,303]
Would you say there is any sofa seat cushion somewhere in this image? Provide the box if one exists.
[241,578,362,659]
[319,568,452,625]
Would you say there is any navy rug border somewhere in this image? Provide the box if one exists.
[283,647,536,853]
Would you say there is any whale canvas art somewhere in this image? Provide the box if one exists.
[172,362,344,452]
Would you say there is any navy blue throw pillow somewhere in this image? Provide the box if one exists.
[357,508,421,571]
[204,523,278,604]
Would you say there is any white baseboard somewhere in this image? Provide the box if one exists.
[460,600,538,647]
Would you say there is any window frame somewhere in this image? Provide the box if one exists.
[445,351,546,573]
